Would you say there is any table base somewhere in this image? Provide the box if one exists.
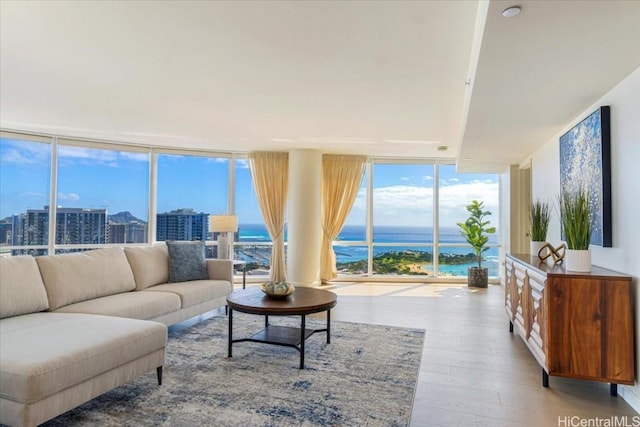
[228,310,331,369]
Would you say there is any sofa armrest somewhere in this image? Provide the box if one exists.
[206,259,233,283]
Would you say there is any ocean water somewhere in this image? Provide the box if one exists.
[237,224,499,277]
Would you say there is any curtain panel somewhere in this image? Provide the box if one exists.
[248,152,289,283]
[321,155,367,281]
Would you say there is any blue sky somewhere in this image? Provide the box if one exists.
[0,137,499,228]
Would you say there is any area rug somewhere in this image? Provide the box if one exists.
[43,314,425,427]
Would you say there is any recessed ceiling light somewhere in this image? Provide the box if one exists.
[502,6,521,18]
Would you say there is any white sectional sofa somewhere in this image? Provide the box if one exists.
[0,244,233,427]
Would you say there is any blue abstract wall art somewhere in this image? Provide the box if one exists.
[559,106,611,247]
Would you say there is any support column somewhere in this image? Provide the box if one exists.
[287,149,321,286]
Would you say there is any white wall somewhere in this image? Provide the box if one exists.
[530,67,640,409]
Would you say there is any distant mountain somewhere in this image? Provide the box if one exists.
[108,211,146,224]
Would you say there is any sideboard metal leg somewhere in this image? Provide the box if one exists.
[509,321,513,333]
[611,383,618,396]
[157,366,163,385]
[542,369,549,388]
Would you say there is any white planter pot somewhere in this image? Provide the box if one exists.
[530,241,546,257]
[565,249,591,272]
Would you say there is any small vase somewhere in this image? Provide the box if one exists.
[565,249,591,272]
[530,241,546,258]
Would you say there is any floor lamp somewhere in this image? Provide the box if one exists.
[209,215,238,260]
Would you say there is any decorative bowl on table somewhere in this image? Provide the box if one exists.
[261,281,295,298]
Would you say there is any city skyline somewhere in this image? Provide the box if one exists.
[1,137,499,229]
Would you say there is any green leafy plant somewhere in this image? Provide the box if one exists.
[559,190,592,250]
[530,199,550,242]
[457,200,496,268]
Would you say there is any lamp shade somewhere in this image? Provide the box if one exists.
[209,215,238,233]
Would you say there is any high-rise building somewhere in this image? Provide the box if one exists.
[0,220,12,245]
[10,206,108,246]
[156,208,208,241]
[55,207,108,245]
[126,222,147,243]
[8,210,46,247]
[108,222,148,244]
[108,223,126,244]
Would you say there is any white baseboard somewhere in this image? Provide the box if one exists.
[619,385,640,414]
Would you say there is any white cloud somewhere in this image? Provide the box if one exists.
[1,139,50,165]
[236,159,250,169]
[119,152,149,162]
[400,177,409,181]
[58,147,148,167]
[346,181,499,229]
[59,146,116,161]
[439,181,499,227]
[58,146,119,168]
[441,178,461,185]
[158,154,186,162]
[58,192,80,201]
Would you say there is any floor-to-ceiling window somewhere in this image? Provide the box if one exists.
[157,152,229,258]
[0,133,52,256]
[372,162,435,276]
[1,131,500,280]
[56,141,149,253]
[437,164,500,278]
[334,160,500,278]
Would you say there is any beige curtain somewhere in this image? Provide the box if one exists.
[249,152,289,283]
[321,155,367,281]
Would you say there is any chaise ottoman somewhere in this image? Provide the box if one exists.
[0,312,166,427]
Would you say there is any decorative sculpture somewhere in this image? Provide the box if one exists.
[538,243,566,264]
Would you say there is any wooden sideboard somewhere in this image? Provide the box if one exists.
[505,253,634,396]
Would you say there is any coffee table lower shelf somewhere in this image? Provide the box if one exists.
[242,324,321,346]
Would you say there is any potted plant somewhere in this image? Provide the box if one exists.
[530,199,550,256]
[559,190,592,272]
[457,200,496,288]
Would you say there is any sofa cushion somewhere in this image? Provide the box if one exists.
[52,291,181,320]
[124,244,170,290]
[166,241,208,283]
[0,256,49,319]
[0,312,166,404]
[144,279,233,309]
[36,247,136,311]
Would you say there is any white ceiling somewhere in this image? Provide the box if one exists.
[1,1,639,172]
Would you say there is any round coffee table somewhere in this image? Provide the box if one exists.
[226,286,337,369]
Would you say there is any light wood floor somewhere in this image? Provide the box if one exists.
[317,281,638,427]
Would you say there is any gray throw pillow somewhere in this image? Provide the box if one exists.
[166,241,209,283]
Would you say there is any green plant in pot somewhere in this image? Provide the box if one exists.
[457,200,496,288]
[530,199,550,256]
[559,190,592,272]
